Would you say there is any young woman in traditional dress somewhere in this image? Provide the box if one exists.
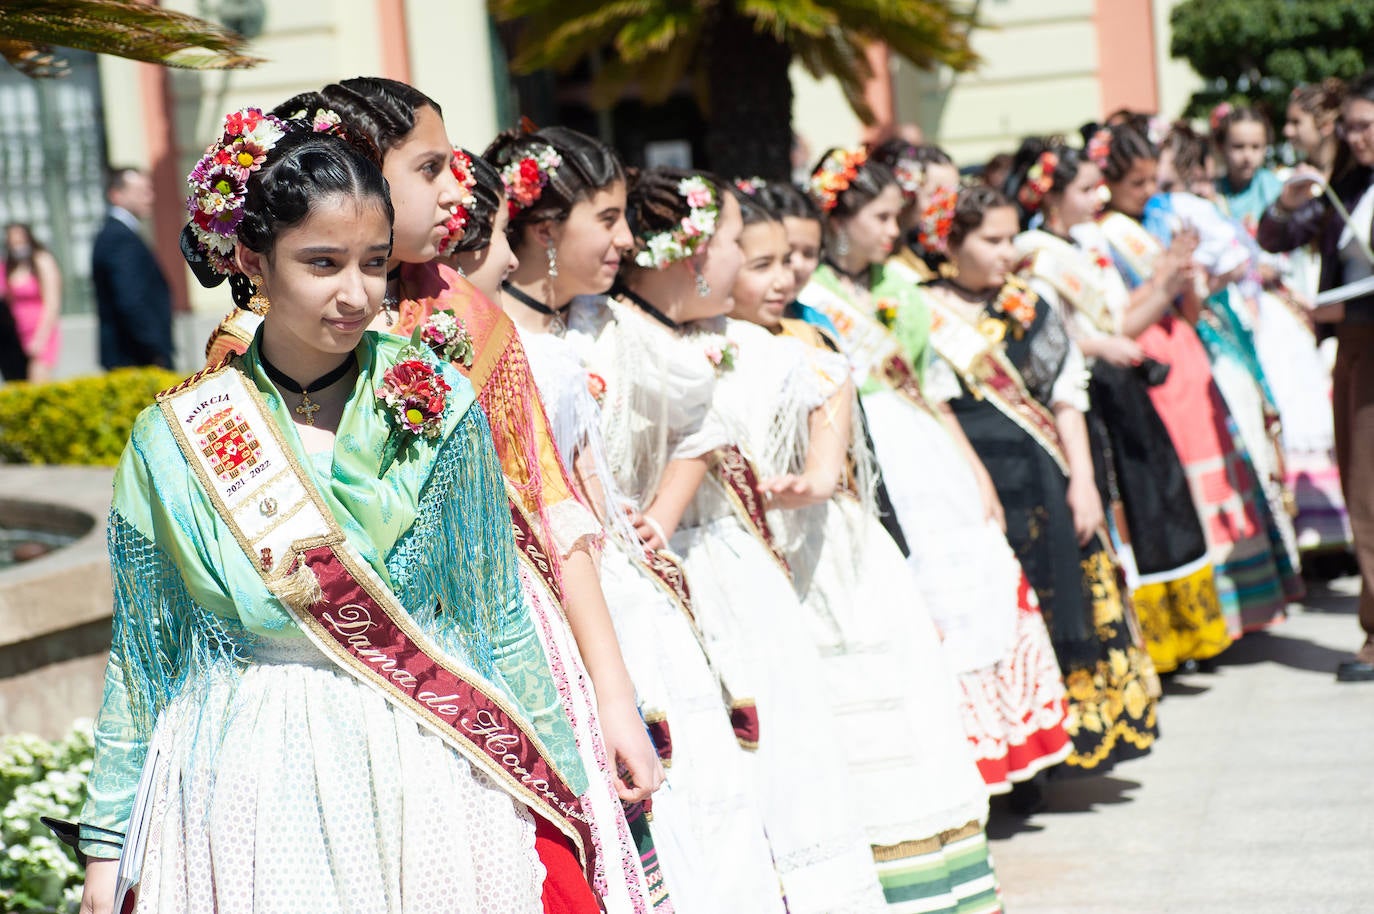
[725,190,1005,913]
[278,79,663,911]
[871,140,960,282]
[77,113,601,914]
[482,130,783,914]
[569,169,890,912]
[1096,124,1300,637]
[794,149,1072,795]
[1259,69,1374,681]
[1006,140,1230,674]
[918,183,1161,775]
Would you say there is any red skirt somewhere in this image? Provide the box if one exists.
[534,815,600,914]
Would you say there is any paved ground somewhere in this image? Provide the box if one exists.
[988,575,1374,914]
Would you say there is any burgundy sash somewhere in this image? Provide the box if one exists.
[511,497,564,606]
[290,539,596,870]
[639,545,760,749]
[978,349,1071,473]
[158,362,598,883]
[709,444,791,578]
[879,352,935,415]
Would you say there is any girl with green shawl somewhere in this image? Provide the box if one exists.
[75,113,594,914]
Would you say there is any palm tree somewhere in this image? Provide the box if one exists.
[489,0,978,179]
[0,0,259,77]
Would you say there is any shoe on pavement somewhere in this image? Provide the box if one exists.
[1335,638,1374,682]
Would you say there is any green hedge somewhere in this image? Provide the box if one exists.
[0,368,182,466]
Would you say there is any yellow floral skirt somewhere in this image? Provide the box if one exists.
[1131,560,1232,674]
[1061,549,1161,773]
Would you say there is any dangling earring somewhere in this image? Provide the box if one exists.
[248,273,271,316]
[546,241,559,278]
[835,230,849,258]
[695,268,711,298]
[938,260,960,280]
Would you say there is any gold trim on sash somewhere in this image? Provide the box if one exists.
[158,358,595,872]
[924,295,1072,476]
[708,444,792,579]
[1098,211,1162,281]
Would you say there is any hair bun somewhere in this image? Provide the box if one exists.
[180,224,229,289]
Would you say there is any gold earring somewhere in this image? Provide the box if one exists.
[248,273,271,316]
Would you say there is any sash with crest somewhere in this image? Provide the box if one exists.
[1098,211,1163,287]
[708,444,792,580]
[798,266,938,416]
[158,358,598,880]
[924,291,1072,476]
[1017,230,1118,336]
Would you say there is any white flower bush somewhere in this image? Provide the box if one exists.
[1,721,94,913]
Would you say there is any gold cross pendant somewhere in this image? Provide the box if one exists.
[295,391,321,425]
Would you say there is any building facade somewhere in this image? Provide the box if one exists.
[0,0,1200,377]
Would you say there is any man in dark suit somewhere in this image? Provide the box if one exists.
[91,167,173,369]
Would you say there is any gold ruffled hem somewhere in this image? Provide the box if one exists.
[1132,563,1233,673]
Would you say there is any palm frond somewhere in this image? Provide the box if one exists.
[793,27,876,122]
[0,0,261,75]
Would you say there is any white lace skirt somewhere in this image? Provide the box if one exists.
[861,391,1022,674]
[130,639,544,914]
[673,512,887,914]
[789,497,989,846]
[598,542,784,914]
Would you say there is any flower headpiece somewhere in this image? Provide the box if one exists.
[501,143,562,218]
[634,175,720,269]
[1017,150,1059,212]
[892,157,925,202]
[1209,101,1234,132]
[1086,128,1112,171]
[734,176,767,196]
[809,146,868,213]
[438,147,480,258]
[185,106,346,275]
[916,185,958,255]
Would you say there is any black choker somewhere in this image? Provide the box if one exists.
[937,276,996,303]
[616,285,681,330]
[823,258,871,284]
[260,349,355,426]
[503,282,571,334]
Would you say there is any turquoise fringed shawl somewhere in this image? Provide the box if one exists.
[80,331,585,855]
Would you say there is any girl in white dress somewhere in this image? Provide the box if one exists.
[723,186,1002,914]
[796,151,1072,798]
[480,129,783,914]
[570,169,888,914]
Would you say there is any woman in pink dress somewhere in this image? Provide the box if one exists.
[3,224,62,382]
[3,223,62,380]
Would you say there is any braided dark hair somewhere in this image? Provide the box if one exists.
[180,129,392,308]
[810,147,898,220]
[452,150,504,254]
[1004,136,1089,227]
[1161,122,1211,189]
[754,180,819,222]
[730,179,780,227]
[1211,104,1272,149]
[1099,124,1157,183]
[484,126,625,242]
[623,167,727,271]
[275,77,441,163]
[947,184,1013,250]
